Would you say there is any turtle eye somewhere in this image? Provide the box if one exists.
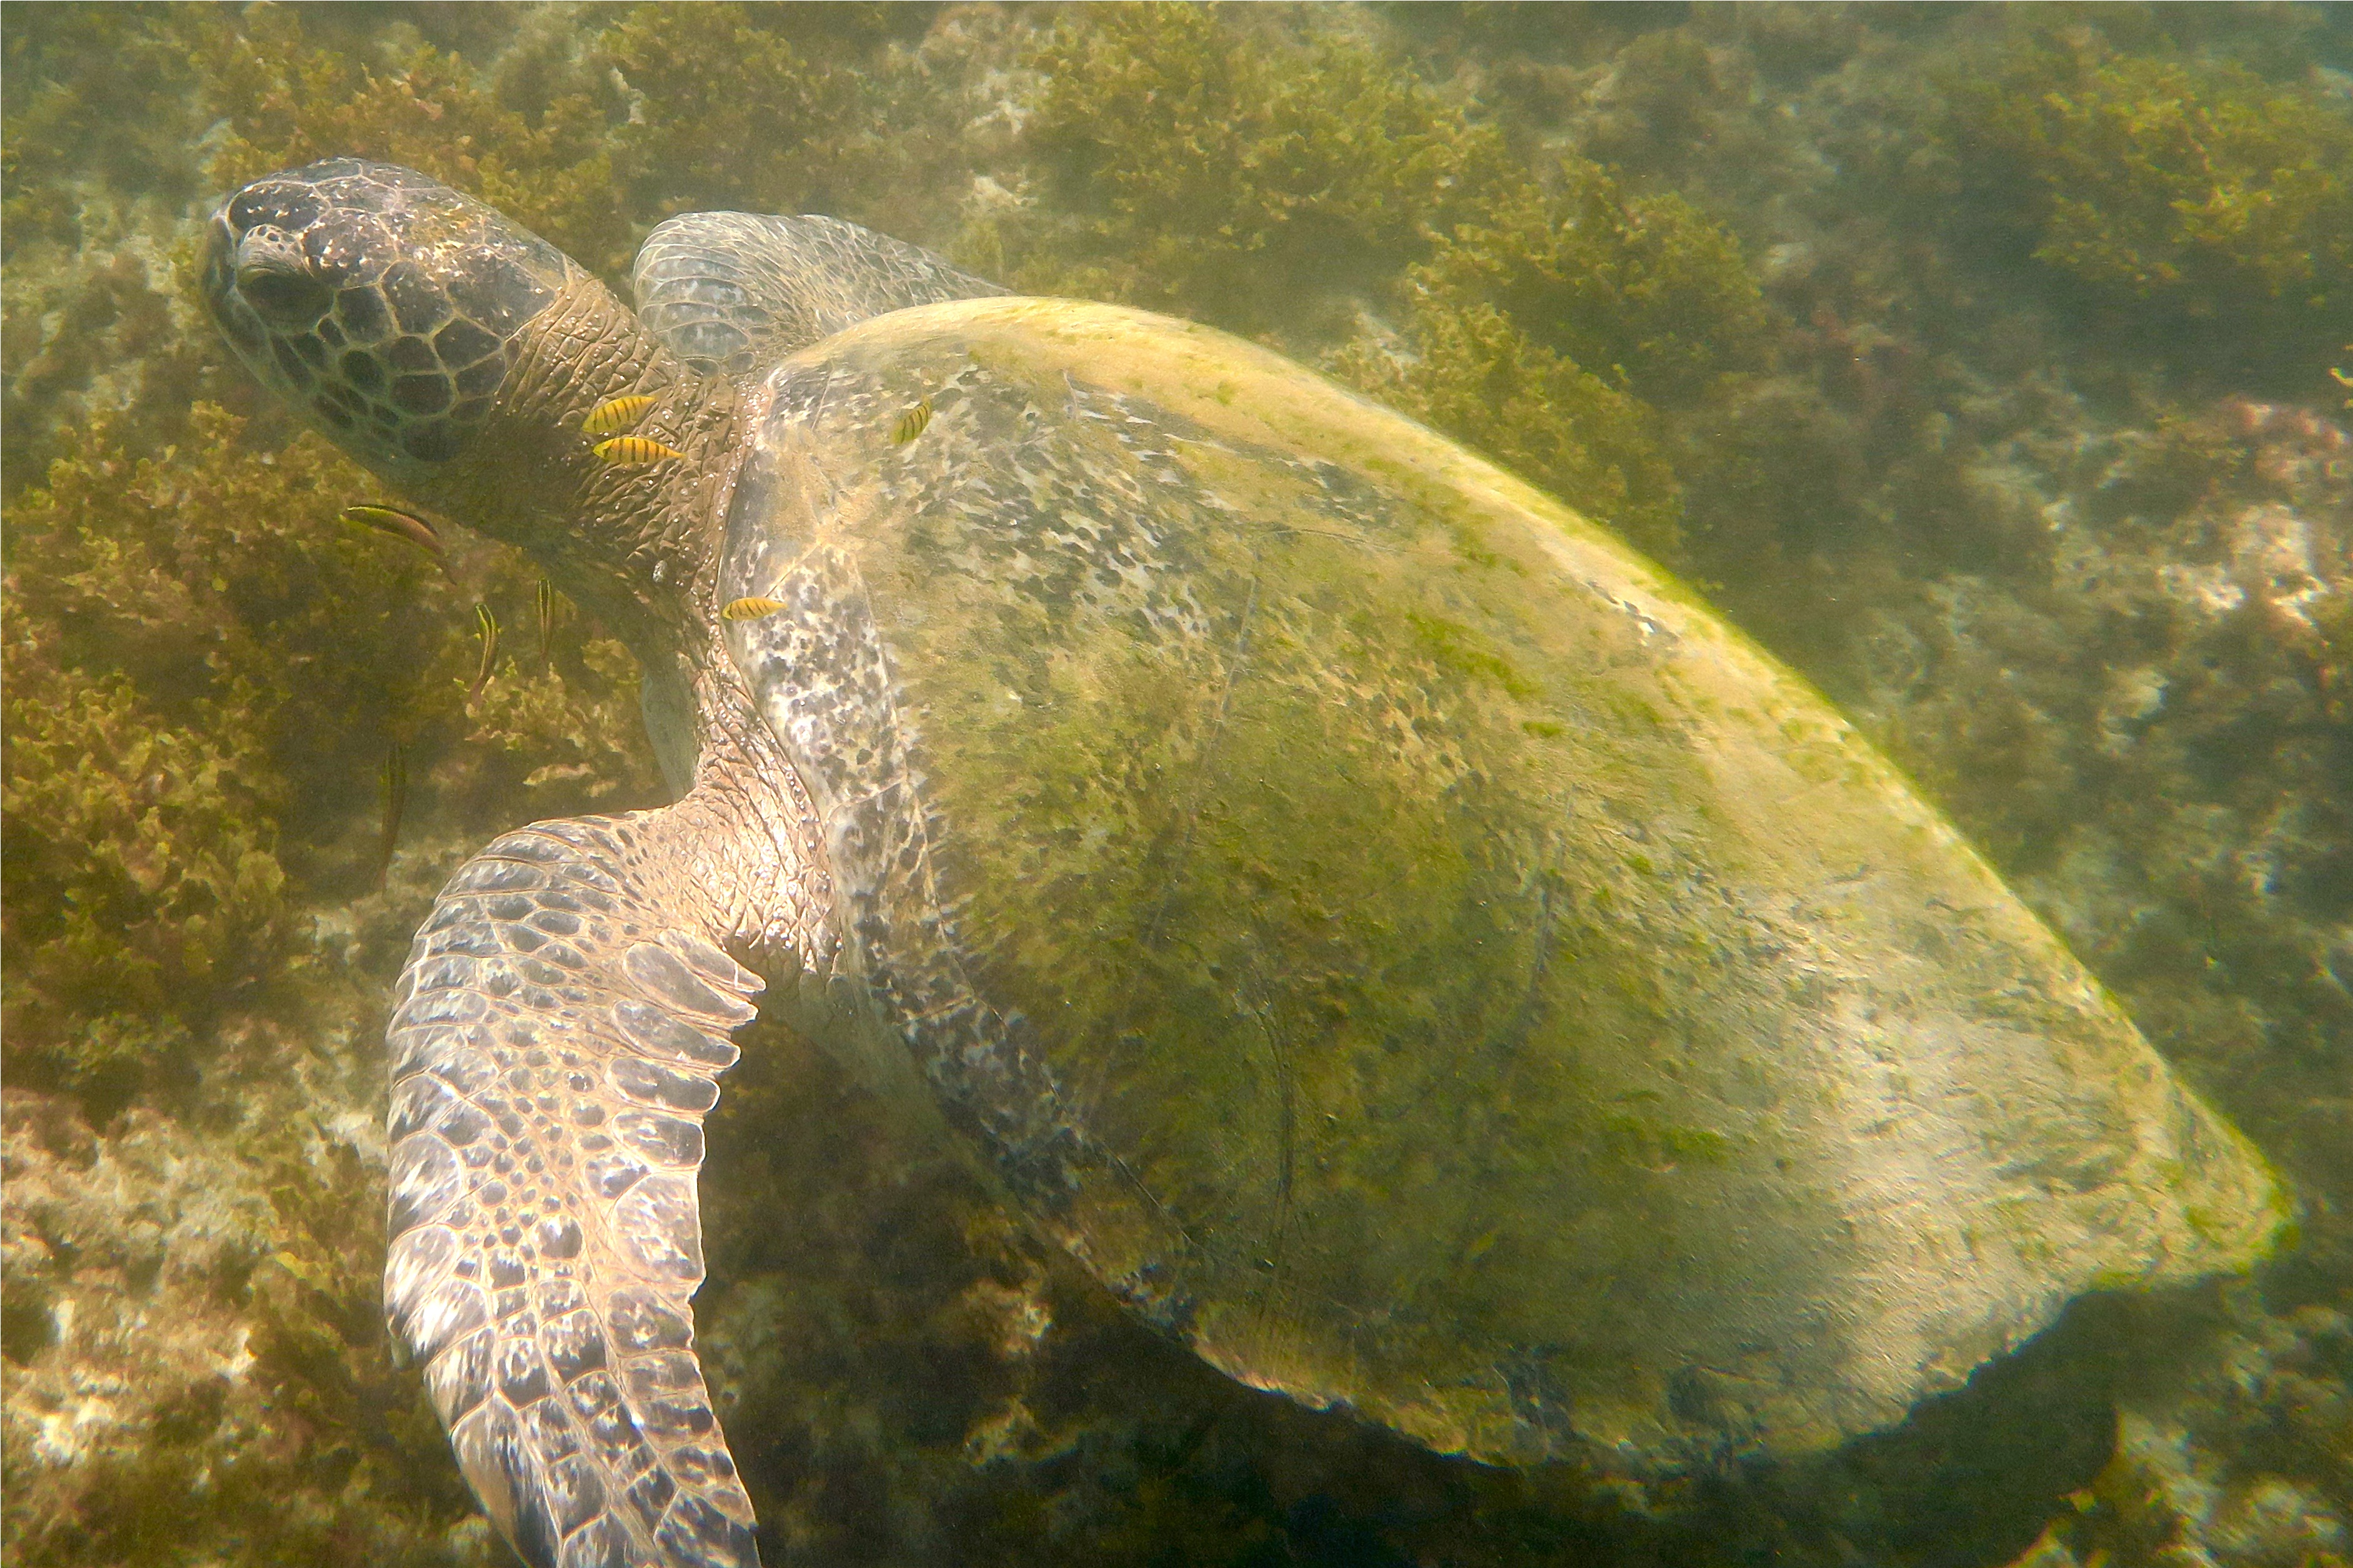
[239,265,332,325]
[236,227,332,325]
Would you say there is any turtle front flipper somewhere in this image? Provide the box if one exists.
[385,811,768,1568]
[632,210,1005,375]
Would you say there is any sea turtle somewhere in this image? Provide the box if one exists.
[202,160,2286,1568]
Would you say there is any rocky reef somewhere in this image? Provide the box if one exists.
[3,6,2346,1566]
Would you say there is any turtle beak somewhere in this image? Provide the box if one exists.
[234,225,332,327]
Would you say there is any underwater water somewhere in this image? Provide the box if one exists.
[3,4,2349,1566]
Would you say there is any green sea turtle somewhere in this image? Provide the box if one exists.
[202,160,2286,1568]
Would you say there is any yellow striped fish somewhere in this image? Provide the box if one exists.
[593,435,685,465]
[582,395,657,435]
[721,596,786,622]
[374,743,407,891]
[340,503,444,559]
[891,399,933,445]
[465,603,500,707]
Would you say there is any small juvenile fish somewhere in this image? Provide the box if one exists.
[466,602,500,706]
[340,504,445,560]
[582,395,657,435]
[721,596,786,622]
[536,578,556,669]
[891,398,933,445]
[593,435,685,465]
[374,743,408,891]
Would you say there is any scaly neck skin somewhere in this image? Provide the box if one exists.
[409,266,832,960]
[419,265,745,685]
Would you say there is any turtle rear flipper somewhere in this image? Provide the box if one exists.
[385,809,768,1568]
[632,210,1004,375]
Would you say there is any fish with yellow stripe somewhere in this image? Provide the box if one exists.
[340,503,460,585]
[465,602,499,707]
[342,503,445,560]
[891,398,933,445]
[593,435,686,466]
[582,395,658,435]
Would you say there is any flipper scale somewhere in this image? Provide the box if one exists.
[632,210,1004,375]
[385,816,765,1567]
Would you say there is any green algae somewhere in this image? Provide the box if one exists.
[1415,169,1774,411]
[1330,157,1771,568]
[0,662,289,1110]
[191,3,885,280]
[1334,296,1687,563]
[1012,2,1516,339]
[1941,19,2353,390]
[3,1110,492,1568]
[0,400,660,1559]
[0,6,202,252]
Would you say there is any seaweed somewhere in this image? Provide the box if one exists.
[0,658,288,1112]
[185,3,634,278]
[0,4,230,503]
[0,4,202,254]
[591,3,878,232]
[186,2,884,284]
[999,6,1748,558]
[1010,2,1516,340]
[1415,169,1773,410]
[1,392,657,1568]
[1,1108,491,1568]
[1334,295,1686,563]
[1332,160,1773,565]
[0,400,662,1118]
[1942,21,2353,389]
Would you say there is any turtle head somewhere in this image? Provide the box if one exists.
[206,161,736,685]
[204,159,570,476]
